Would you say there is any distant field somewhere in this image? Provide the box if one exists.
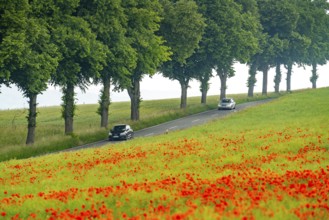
[0,93,277,161]
[0,88,328,219]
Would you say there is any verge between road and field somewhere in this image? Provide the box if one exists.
[62,98,275,152]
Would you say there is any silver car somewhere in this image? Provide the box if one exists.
[218,98,236,110]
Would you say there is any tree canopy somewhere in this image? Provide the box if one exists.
[124,0,171,120]
[0,0,59,144]
[47,0,107,134]
[78,0,136,128]
[195,0,260,99]
[159,0,206,108]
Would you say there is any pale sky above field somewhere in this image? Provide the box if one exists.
[0,63,328,110]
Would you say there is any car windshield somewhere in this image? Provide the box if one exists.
[222,99,231,103]
[113,125,126,132]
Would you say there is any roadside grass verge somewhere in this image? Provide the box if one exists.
[0,88,328,219]
[0,92,280,162]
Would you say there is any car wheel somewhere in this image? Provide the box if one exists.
[126,134,131,140]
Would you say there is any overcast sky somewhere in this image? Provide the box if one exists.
[1,63,328,110]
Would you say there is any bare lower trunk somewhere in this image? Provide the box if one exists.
[247,62,257,97]
[26,94,37,145]
[127,77,141,121]
[201,89,207,104]
[62,83,75,135]
[220,79,226,100]
[199,76,209,104]
[274,63,281,93]
[286,63,292,92]
[100,77,110,128]
[310,62,318,89]
[218,70,227,100]
[180,80,188,109]
[262,67,269,95]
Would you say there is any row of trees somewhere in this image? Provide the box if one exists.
[1,0,329,145]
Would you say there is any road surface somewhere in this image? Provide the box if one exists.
[62,98,274,152]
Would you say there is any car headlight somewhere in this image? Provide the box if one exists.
[108,132,112,136]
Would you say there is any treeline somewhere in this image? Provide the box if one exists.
[1,0,329,145]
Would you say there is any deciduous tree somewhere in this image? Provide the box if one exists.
[159,0,206,109]
[303,0,329,88]
[124,0,171,120]
[78,0,136,128]
[49,0,107,134]
[0,0,59,144]
[258,0,299,93]
[195,0,259,100]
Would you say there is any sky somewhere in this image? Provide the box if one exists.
[0,63,328,110]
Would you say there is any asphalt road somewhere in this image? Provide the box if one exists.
[63,98,274,152]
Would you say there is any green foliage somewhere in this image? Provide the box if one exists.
[61,85,77,119]
[192,0,261,100]
[50,16,107,88]
[124,0,171,77]
[303,0,329,66]
[0,0,59,97]
[123,0,172,119]
[159,0,206,64]
[159,0,206,108]
[42,0,109,132]
[96,87,111,116]
[258,0,299,39]
[78,0,136,89]
[196,0,260,68]
[0,0,61,143]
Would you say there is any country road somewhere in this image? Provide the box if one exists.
[62,98,274,152]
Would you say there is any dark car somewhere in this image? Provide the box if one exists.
[108,124,134,141]
[218,98,236,110]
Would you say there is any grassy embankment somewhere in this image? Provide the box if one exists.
[0,93,278,162]
[0,88,328,219]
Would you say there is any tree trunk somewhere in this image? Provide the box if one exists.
[199,75,209,104]
[62,83,75,135]
[274,62,281,93]
[127,77,141,121]
[99,77,111,128]
[310,62,318,89]
[26,93,37,145]
[179,80,189,109]
[286,62,292,92]
[217,69,227,100]
[262,66,269,96]
[201,88,207,104]
[247,62,257,97]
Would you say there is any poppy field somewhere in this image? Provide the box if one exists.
[0,88,329,219]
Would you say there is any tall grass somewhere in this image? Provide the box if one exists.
[0,92,280,161]
[0,88,328,219]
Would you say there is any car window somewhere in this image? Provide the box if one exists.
[113,125,126,131]
[222,99,230,103]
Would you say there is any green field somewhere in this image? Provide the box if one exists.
[0,93,278,162]
[0,88,328,219]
